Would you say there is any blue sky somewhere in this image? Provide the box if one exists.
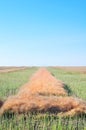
[0,0,86,66]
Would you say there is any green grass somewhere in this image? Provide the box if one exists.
[0,67,86,130]
[0,67,37,99]
[0,113,86,130]
[48,67,86,100]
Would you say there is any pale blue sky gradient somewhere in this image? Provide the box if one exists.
[0,0,86,66]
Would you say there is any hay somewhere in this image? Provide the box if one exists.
[18,68,67,96]
[0,68,86,116]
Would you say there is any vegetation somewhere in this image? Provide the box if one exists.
[0,113,86,130]
[48,67,86,100]
[0,67,86,130]
[0,67,37,99]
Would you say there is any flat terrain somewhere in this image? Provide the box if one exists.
[48,67,86,100]
[0,67,86,130]
[0,66,86,100]
[55,66,86,74]
[0,67,28,73]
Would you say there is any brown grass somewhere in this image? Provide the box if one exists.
[0,67,27,73]
[18,68,67,96]
[0,68,86,116]
[55,66,86,74]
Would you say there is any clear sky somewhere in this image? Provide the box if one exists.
[0,0,86,66]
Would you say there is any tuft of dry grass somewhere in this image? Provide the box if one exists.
[0,68,86,116]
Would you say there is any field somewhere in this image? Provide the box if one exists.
[0,67,27,73]
[56,66,86,74]
[0,67,86,130]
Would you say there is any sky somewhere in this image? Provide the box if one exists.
[0,0,86,66]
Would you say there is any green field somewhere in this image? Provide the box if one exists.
[48,67,86,100]
[0,67,86,130]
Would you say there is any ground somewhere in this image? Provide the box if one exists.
[0,67,86,130]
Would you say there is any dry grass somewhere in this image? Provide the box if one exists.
[55,66,86,74]
[0,68,86,116]
[0,95,86,116]
[0,67,27,73]
[18,68,67,96]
